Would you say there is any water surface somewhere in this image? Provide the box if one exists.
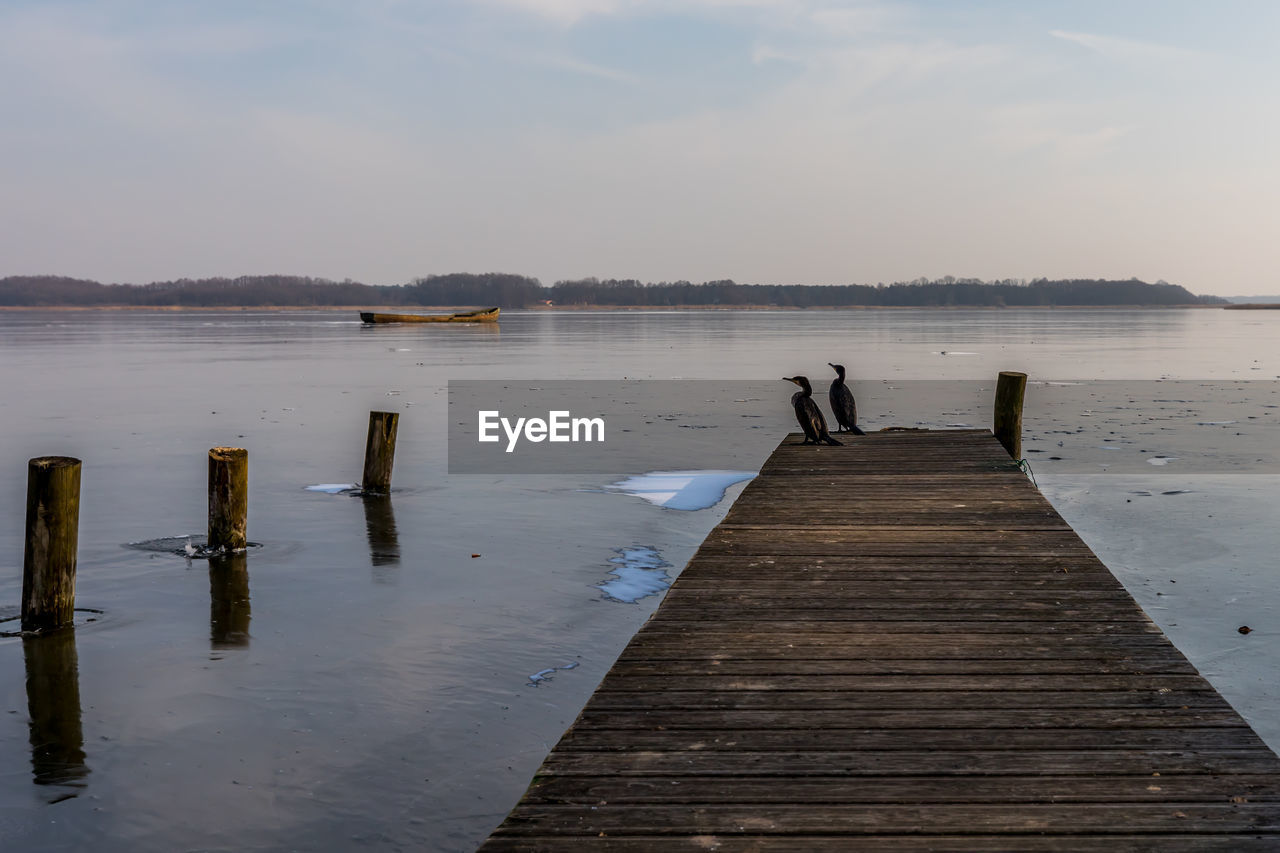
[1,307,1278,851]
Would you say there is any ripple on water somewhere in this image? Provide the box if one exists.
[125,535,261,558]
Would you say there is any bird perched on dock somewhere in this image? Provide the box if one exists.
[827,363,866,435]
[783,376,842,445]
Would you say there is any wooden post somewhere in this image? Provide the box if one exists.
[208,447,248,552]
[993,371,1027,459]
[22,456,82,634]
[362,411,399,494]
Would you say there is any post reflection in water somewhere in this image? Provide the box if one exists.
[362,494,401,579]
[23,629,90,795]
[209,552,251,648]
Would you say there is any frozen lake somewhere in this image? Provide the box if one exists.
[1,307,1279,851]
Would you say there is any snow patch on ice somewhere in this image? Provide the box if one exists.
[606,470,756,511]
[597,546,673,603]
[306,483,359,494]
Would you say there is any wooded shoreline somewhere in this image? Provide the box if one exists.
[1,274,1228,309]
[0,303,1231,312]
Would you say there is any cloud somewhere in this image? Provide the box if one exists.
[1049,30,1205,64]
[808,5,902,37]
[751,43,802,65]
[474,0,625,25]
[984,102,1136,161]
[475,0,802,26]
[1,0,1270,293]
[528,52,642,83]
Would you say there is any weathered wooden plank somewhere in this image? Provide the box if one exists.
[675,563,1126,578]
[722,507,1065,519]
[720,513,1074,528]
[617,645,1188,661]
[654,599,1154,614]
[606,658,1203,676]
[493,803,1280,834]
[583,689,1231,711]
[621,634,1182,655]
[748,480,1036,492]
[537,749,1280,778]
[638,621,1160,634]
[593,674,1219,693]
[675,569,1127,584]
[758,463,1029,475]
[480,836,1280,852]
[661,583,1140,597]
[571,708,1251,730]
[684,553,1113,565]
[735,493,1046,504]
[699,537,1097,552]
[665,581,1136,594]
[711,524,1086,538]
[520,773,1280,804]
[557,727,1267,753]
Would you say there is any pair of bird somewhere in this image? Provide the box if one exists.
[783,363,865,446]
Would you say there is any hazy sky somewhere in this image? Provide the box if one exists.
[2,1,1276,294]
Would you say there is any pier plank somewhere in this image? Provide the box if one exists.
[479,431,1280,848]
[520,773,1280,804]
[480,839,1280,853]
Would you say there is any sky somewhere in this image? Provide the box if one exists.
[1,0,1276,295]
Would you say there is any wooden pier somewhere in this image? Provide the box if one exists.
[481,430,1280,850]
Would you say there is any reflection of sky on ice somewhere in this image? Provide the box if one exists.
[607,470,756,511]
[597,546,672,604]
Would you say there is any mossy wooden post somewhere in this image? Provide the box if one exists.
[993,371,1027,460]
[22,456,82,634]
[208,447,248,552]
[362,411,399,494]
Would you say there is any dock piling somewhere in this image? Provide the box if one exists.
[21,456,82,634]
[993,371,1027,459]
[208,447,248,552]
[362,411,399,494]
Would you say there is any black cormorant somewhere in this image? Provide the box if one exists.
[783,376,842,446]
[827,363,866,435]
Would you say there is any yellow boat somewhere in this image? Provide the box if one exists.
[359,307,500,324]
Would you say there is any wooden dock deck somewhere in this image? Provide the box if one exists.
[480,429,1280,850]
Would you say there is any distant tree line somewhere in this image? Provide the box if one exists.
[0,273,1226,308]
[0,275,393,307]
[544,277,1224,307]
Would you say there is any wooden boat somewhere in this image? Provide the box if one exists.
[359,307,500,324]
